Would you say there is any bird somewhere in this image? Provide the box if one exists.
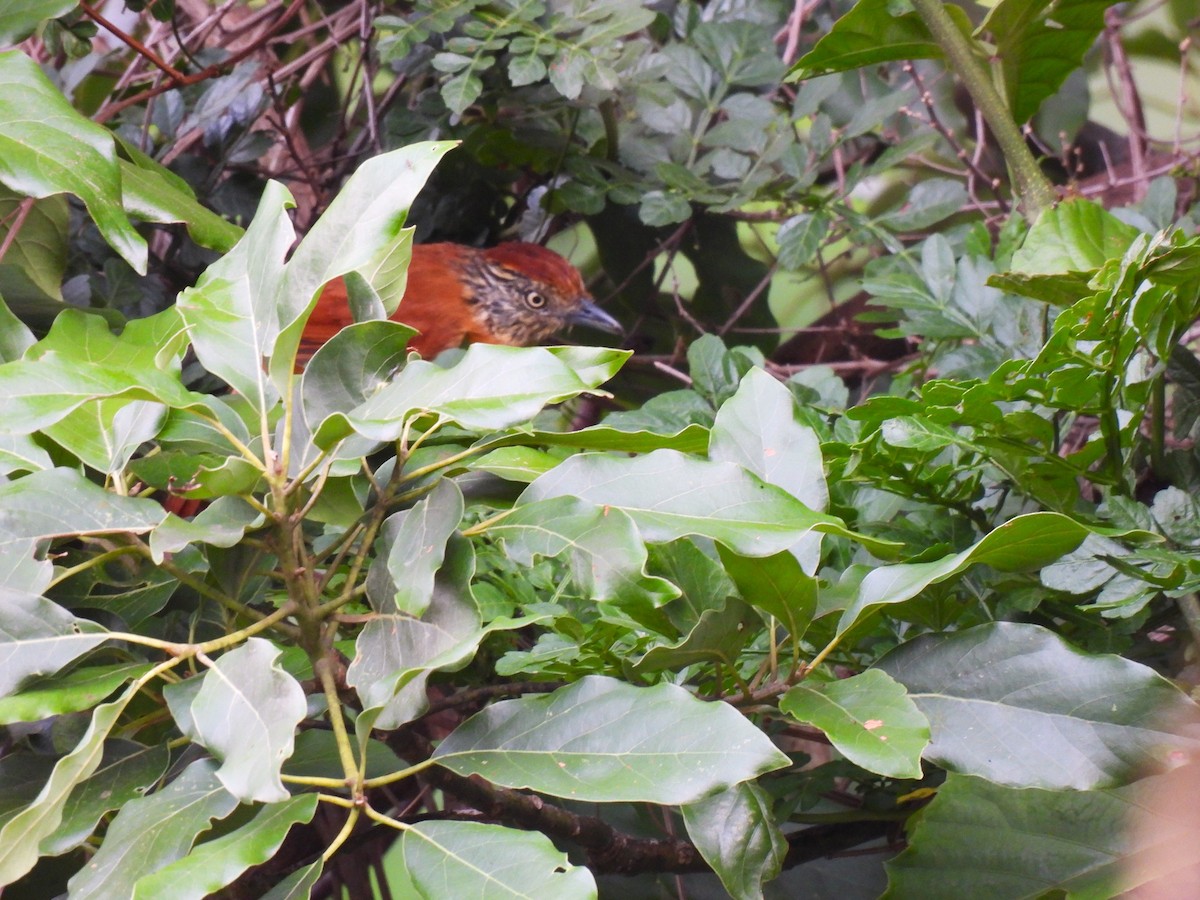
[297,241,622,366]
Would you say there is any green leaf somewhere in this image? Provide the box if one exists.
[259,861,323,899]
[348,537,482,730]
[468,445,561,482]
[0,189,68,302]
[776,211,831,269]
[0,51,146,272]
[877,178,968,232]
[0,681,142,885]
[486,497,678,606]
[986,270,1095,306]
[837,512,1088,634]
[980,0,1112,123]
[484,422,710,455]
[0,291,36,365]
[271,141,456,390]
[148,496,263,563]
[41,741,170,856]
[169,639,306,803]
[780,670,929,779]
[117,153,242,253]
[316,345,628,445]
[522,448,895,558]
[367,479,464,616]
[42,397,167,474]
[65,759,238,899]
[0,467,164,554]
[508,53,547,86]
[0,663,150,724]
[711,367,828,570]
[548,48,588,98]
[639,190,692,227]
[0,589,109,697]
[433,676,790,804]
[877,622,1200,789]
[578,2,656,46]
[789,0,952,79]
[633,597,752,673]
[301,320,417,454]
[130,795,319,900]
[0,1,79,44]
[0,431,52,476]
[681,782,785,900]
[402,821,596,899]
[1011,199,1141,274]
[442,71,485,113]
[176,180,294,410]
[883,773,1137,898]
[718,546,817,639]
[0,308,196,435]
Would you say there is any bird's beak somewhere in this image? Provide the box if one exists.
[567,300,623,335]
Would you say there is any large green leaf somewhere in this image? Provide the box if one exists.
[300,319,417,461]
[0,589,108,697]
[117,151,243,253]
[681,782,785,900]
[522,449,894,557]
[718,546,817,639]
[0,308,197,435]
[402,821,596,899]
[837,512,1088,634]
[979,0,1113,124]
[0,663,150,724]
[65,759,238,899]
[42,397,167,474]
[884,773,1138,898]
[780,670,929,779]
[0,682,142,886]
[348,537,482,730]
[0,51,146,272]
[1010,199,1141,274]
[433,676,790,804]
[168,639,306,803]
[269,141,457,390]
[481,422,710,455]
[367,479,464,616]
[711,368,827,571]
[877,622,1199,789]
[485,497,678,606]
[0,432,52,476]
[176,180,295,410]
[130,795,319,900]
[259,861,323,899]
[315,344,628,445]
[148,496,263,563]
[42,741,170,856]
[0,467,165,553]
[789,0,970,79]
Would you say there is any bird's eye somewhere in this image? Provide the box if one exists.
[525,291,547,309]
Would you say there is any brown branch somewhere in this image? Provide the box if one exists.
[79,0,186,83]
[93,0,307,124]
[0,196,35,266]
[1104,6,1149,198]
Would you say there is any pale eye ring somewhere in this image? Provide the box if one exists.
[525,291,547,309]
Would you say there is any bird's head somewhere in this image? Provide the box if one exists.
[465,243,622,346]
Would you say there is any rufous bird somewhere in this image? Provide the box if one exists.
[298,241,621,365]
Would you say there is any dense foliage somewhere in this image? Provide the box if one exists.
[2,1,1200,898]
